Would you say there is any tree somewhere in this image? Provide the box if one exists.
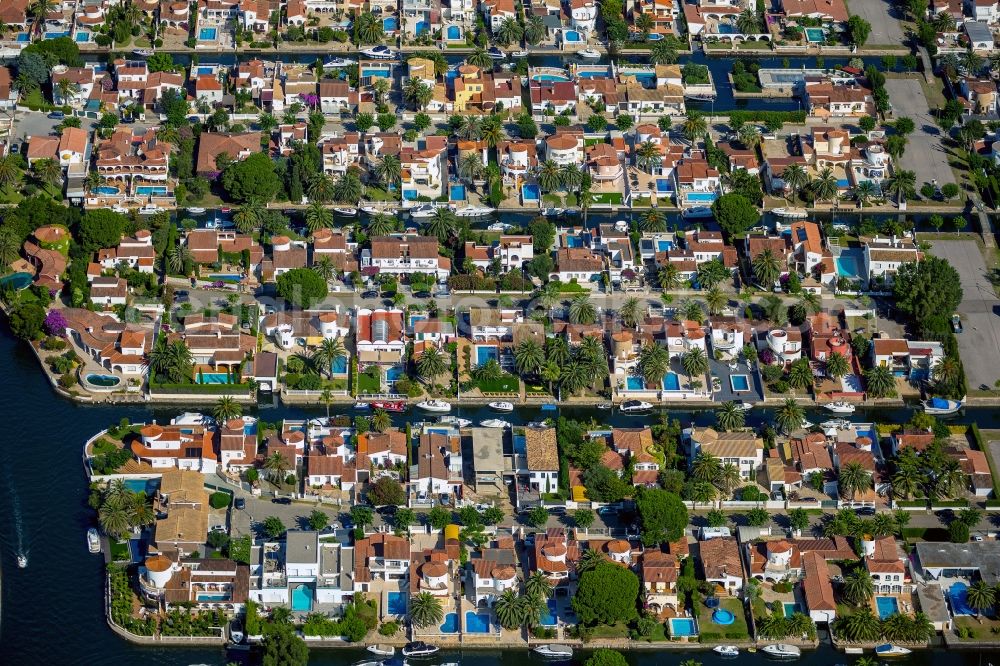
[514,338,545,377]
[416,346,448,381]
[949,520,970,543]
[711,193,759,236]
[221,153,282,202]
[402,77,433,111]
[427,506,450,530]
[568,294,597,325]
[525,569,553,603]
[78,209,127,253]
[835,607,881,642]
[312,337,346,378]
[394,507,415,532]
[705,287,726,315]
[842,568,874,605]
[636,488,688,545]
[839,462,872,501]
[682,112,708,141]
[637,343,670,387]
[787,358,814,391]
[619,296,642,328]
[524,16,546,45]
[424,207,457,243]
[262,516,286,539]
[572,562,640,626]
[276,268,328,308]
[369,477,405,506]
[496,17,523,46]
[967,580,995,614]
[864,365,897,399]
[681,347,709,381]
[715,401,746,431]
[892,256,963,325]
[692,453,722,483]
[351,506,374,530]
[824,352,850,379]
[847,15,872,46]
[745,508,770,526]
[408,592,443,627]
[650,41,678,65]
[353,12,385,44]
[788,507,810,534]
[753,249,782,288]
[493,589,527,629]
[8,303,45,340]
[586,650,629,666]
[810,166,839,204]
[262,624,309,666]
[213,396,242,422]
[370,409,392,433]
[307,509,329,531]
[574,508,595,531]
[886,169,916,207]
[775,398,804,433]
[527,506,549,527]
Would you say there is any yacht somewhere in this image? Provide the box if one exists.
[713,646,739,657]
[138,204,162,215]
[87,528,101,553]
[361,204,399,216]
[186,207,206,215]
[17,553,27,568]
[682,206,714,219]
[323,57,354,68]
[578,48,601,59]
[771,207,808,219]
[923,396,964,415]
[733,401,753,411]
[874,644,911,658]
[488,401,514,412]
[533,645,573,659]
[511,50,529,58]
[620,400,653,413]
[362,45,395,59]
[333,207,357,216]
[452,205,495,218]
[480,419,510,429]
[132,48,155,57]
[820,418,852,431]
[409,204,439,219]
[487,46,506,60]
[416,399,451,413]
[824,401,856,414]
[487,222,515,232]
[760,644,801,659]
[401,642,439,657]
[367,645,396,657]
[438,416,472,427]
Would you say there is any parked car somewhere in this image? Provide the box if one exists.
[47,111,65,119]
[952,314,963,334]
[234,498,245,510]
[271,497,292,505]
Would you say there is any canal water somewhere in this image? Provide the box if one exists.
[0,305,996,663]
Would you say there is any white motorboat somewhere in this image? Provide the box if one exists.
[620,400,653,413]
[138,204,162,215]
[88,527,101,553]
[361,205,399,216]
[133,48,155,57]
[800,419,814,429]
[362,45,395,59]
[333,207,358,216]
[111,205,129,214]
[533,644,573,659]
[186,207,206,215]
[923,396,964,415]
[323,57,354,68]
[17,553,27,568]
[355,661,384,666]
[578,48,601,59]
[367,645,396,657]
[487,46,506,60]
[874,644,911,658]
[401,642,439,657]
[820,418,851,431]
[541,207,564,216]
[713,646,739,657]
[682,206,714,219]
[488,401,514,412]
[823,401,856,414]
[487,222,515,232]
[596,402,612,410]
[733,401,753,411]
[481,419,510,429]
[526,421,549,428]
[771,207,808,219]
[452,205,495,217]
[438,415,472,427]
[511,50,529,58]
[416,400,451,413]
[409,204,439,219]
[761,644,801,659]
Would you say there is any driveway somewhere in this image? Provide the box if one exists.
[884,79,956,188]
[929,240,1000,390]
[13,109,99,146]
[845,0,906,46]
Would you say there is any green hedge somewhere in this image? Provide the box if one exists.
[723,110,807,126]
[895,500,928,508]
[931,499,969,508]
[149,381,251,394]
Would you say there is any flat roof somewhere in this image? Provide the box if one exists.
[915,583,951,624]
[469,427,505,473]
[286,530,320,564]
[915,541,1000,584]
[966,20,993,42]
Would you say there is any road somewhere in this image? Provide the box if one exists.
[929,240,1000,390]
[884,79,956,188]
[844,0,906,46]
[11,109,101,147]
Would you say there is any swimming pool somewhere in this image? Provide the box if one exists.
[197,593,230,602]
[730,374,750,392]
[564,234,585,248]
[136,185,168,196]
[712,608,735,625]
[0,272,33,290]
[540,599,558,626]
[476,345,498,366]
[687,192,717,203]
[835,248,864,278]
[805,27,826,43]
[291,584,313,612]
[75,32,90,42]
[196,372,232,384]
[440,612,459,633]
[656,179,673,194]
[669,617,697,636]
[362,68,391,78]
[782,602,801,617]
[15,33,29,43]
[416,21,430,35]
[199,27,218,40]
[837,178,850,188]
[123,478,159,495]
[243,421,257,436]
[45,32,69,39]
[717,23,737,34]
[92,186,120,195]
[514,435,526,454]
[447,25,462,40]
[387,591,406,615]
[383,16,398,31]
[656,240,674,252]
[663,372,681,391]
[532,73,571,82]
[465,611,491,633]
[450,184,466,201]
[876,595,899,620]
[522,184,540,202]
[563,30,582,42]
[386,365,404,382]
[949,581,974,615]
[331,357,348,374]
[648,33,663,40]
[626,376,645,391]
[208,274,242,283]
[86,373,121,387]
[196,66,214,75]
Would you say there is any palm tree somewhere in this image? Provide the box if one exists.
[568,294,596,325]
[458,151,485,183]
[233,201,263,234]
[678,299,705,324]
[635,140,661,174]
[467,48,493,69]
[736,8,761,34]
[416,346,448,382]
[775,398,804,433]
[370,408,392,433]
[639,209,666,232]
[213,396,242,422]
[258,112,278,134]
[524,16,546,45]
[637,343,670,387]
[166,242,192,274]
[681,347,709,382]
[535,281,562,310]
[649,41,678,65]
[891,466,920,500]
[810,166,839,204]
[496,17,523,46]
[354,12,385,44]
[0,230,19,268]
[309,173,336,203]
[560,163,583,192]
[842,569,874,605]
[367,213,396,237]
[634,12,654,37]
[837,607,881,642]
[408,591,444,627]
[782,163,809,200]
[936,458,968,498]
[99,498,132,539]
[932,355,962,389]
[886,169,916,207]
[313,337,346,378]
[961,47,984,75]
[524,570,552,601]
[853,180,877,208]
[705,287,726,316]
[541,360,561,394]
[716,463,741,497]
[493,588,527,629]
[30,0,55,37]
[546,337,570,366]
[737,124,761,149]
[619,297,642,328]
[839,462,872,501]
[514,339,545,377]
[691,452,722,483]
[967,580,996,614]
[402,77,433,111]
[682,113,707,141]
[752,249,782,288]
[715,401,746,431]
[319,387,335,421]
[424,207,457,243]
[657,263,681,291]
[0,155,22,191]
[536,159,562,193]
[304,201,333,233]
[559,361,591,396]
[864,364,896,398]
[264,451,290,484]
[577,337,608,383]
[374,155,402,189]
[32,158,62,189]
[576,548,606,573]
[333,172,364,204]
[457,115,483,140]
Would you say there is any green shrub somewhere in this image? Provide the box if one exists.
[209,491,231,509]
[378,621,399,636]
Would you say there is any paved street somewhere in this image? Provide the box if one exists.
[12,109,100,147]
[929,240,1000,390]
[845,0,906,46]
[884,79,956,188]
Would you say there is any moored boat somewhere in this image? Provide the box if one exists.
[333,207,358,216]
[409,204,439,219]
[367,645,395,657]
[488,401,514,412]
[88,527,101,553]
[452,205,495,217]
[760,644,800,659]
[401,642,439,657]
[824,401,856,414]
[578,48,601,59]
[681,206,714,219]
[370,400,406,412]
[480,419,510,429]
[874,644,911,658]
[923,396,964,415]
[416,399,451,413]
[438,416,472,427]
[620,400,653,413]
[323,57,354,68]
[713,646,739,657]
[771,207,808,219]
[17,553,27,568]
[533,644,573,658]
[186,207,206,214]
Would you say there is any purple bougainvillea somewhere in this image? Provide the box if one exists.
[44,309,67,337]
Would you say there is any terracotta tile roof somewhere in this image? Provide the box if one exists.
[802,550,836,611]
[699,537,743,580]
[524,427,558,471]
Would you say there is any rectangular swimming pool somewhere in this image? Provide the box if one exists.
[450,184,466,201]
[687,192,717,203]
[836,248,864,278]
[876,596,899,620]
[656,179,673,194]
[197,593,230,602]
[331,357,348,374]
[782,602,801,617]
[291,584,313,612]
[805,27,825,43]
[663,372,681,391]
[196,372,232,384]
[386,365,404,382]
[669,617,697,636]
[656,240,674,252]
[626,376,644,391]
[465,611,491,633]
[730,374,750,392]
[387,591,406,615]
[199,27,218,40]
[522,183,540,202]
[476,345,498,365]
[540,600,558,626]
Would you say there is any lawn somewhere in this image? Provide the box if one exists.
[696,597,750,641]
[109,540,130,562]
[590,622,630,639]
[542,193,562,207]
[635,622,668,642]
[324,378,348,391]
[475,375,520,394]
[589,192,624,205]
[356,369,382,394]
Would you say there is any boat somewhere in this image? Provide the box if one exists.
[370,400,406,412]
[132,48,154,57]
[367,645,396,657]
[354,661,384,666]
[409,204,439,219]
[480,419,510,429]
[532,644,573,659]
[111,205,129,214]
[820,418,852,431]
[596,402,612,410]
[771,207,808,219]
[17,553,27,568]
[452,205,495,217]
[620,400,653,413]
[760,644,801,659]
[923,395,965,415]
[333,207,358,216]
[361,205,398,216]
[186,207,206,215]
[488,401,514,412]
[438,415,472,427]
[823,401,856,414]
[401,642,439,657]
[526,421,549,428]
[138,204,162,215]
[682,206,714,219]
[362,45,395,59]
[733,401,753,411]
[354,401,371,409]
[578,48,601,59]
[487,222,515,232]
[87,527,101,553]
[541,207,564,216]
[511,50,529,58]
[874,644,911,658]
[323,57,354,68]
[416,399,451,413]
[487,46,506,60]
[800,419,814,429]
[713,646,739,657]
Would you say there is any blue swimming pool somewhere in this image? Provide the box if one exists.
[513,435,526,454]
[837,178,850,188]
[199,27,218,40]
[86,373,121,387]
[75,32,91,42]
[196,66,214,75]
[440,612,459,633]
[663,372,681,391]
[465,611,491,633]
[450,184,466,201]
[123,478,159,495]
[565,235,584,248]
[805,27,826,43]
[656,179,673,194]
[626,376,644,391]
[836,248,864,278]
[522,183,540,202]
[416,21,430,35]
[92,186,120,195]
[331,357,348,374]
[712,608,735,625]
[687,192,717,203]
[656,240,674,252]
[0,272,33,290]
[718,23,737,34]
[208,274,242,283]
[291,584,313,612]
[447,25,462,40]
[387,591,406,615]
[876,596,899,620]
[540,600,558,626]
[670,617,697,636]
[383,17,398,31]
[15,33,29,43]
[243,421,257,436]
[476,345,498,365]
[196,372,232,384]
[362,68,391,78]
[45,32,69,39]
[532,73,571,82]
[782,602,801,617]
[136,185,168,196]
[949,582,974,615]
[648,33,663,40]
[197,593,230,602]
[730,374,750,392]
[564,30,582,42]
[386,365,404,382]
